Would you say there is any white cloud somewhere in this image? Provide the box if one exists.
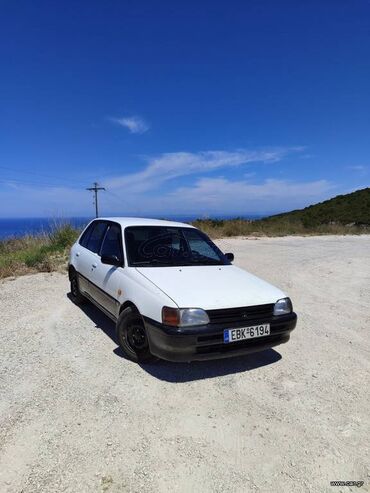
[158,177,335,214]
[2,147,338,218]
[0,175,336,218]
[109,116,149,134]
[103,147,304,193]
[347,165,367,172]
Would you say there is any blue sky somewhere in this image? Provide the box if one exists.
[0,0,369,218]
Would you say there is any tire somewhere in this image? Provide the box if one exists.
[70,271,86,305]
[116,307,157,363]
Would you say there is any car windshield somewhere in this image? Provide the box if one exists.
[125,226,230,267]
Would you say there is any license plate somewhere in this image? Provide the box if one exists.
[224,324,270,343]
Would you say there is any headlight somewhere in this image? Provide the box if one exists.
[180,308,210,326]
[162,307,210,327]
[273,297,293,316]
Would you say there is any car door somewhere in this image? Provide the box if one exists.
[77,220,108,300]
[72,221,94,292]
[92,222,124,319]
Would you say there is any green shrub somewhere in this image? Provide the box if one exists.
[0,223,81,278]
[24,247,48,267]
[49,224,79,250]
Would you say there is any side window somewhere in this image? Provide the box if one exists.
[79,222,95,248]
[86,222,108,254]
[100,224,123,262]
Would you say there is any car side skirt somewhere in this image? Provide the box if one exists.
[77,272,119,321]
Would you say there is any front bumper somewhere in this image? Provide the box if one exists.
[144,313,297,362]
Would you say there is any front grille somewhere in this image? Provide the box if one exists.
[206,304,274,325]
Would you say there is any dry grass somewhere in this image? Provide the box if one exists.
[0,224,79,279]
[191,218,369,238]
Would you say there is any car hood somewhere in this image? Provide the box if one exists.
[135,265,286,310]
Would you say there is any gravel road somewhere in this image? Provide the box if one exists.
[0,235,369,493]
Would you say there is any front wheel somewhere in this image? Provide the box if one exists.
[116,307,157,363]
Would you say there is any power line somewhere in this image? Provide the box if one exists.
[86,182,105,218]
[0,165,86,187]
[0,166,110,190]
[0,177,80,189]
[104,189,139,214]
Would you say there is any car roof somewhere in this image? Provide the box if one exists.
[95,217,196,229]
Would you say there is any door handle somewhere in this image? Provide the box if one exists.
[92,263,97,268]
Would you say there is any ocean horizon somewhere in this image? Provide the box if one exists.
[0,214,266,240]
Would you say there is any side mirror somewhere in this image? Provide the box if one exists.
[225,252,234,262]
[101,254,122,267]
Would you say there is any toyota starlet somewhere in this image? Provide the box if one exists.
[69,217,297,362]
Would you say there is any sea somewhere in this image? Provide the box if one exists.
[0,215,264,240]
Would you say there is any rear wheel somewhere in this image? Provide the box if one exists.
[116,307,157,363]
[70,271,86,305]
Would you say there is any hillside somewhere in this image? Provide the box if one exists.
[264,187,370,227]
[193,188,370,237]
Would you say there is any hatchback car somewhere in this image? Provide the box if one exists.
[69,217,297,362]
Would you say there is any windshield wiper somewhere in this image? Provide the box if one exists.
[132,258,224,267]
[131,259,175,267]
[182,259,224,265]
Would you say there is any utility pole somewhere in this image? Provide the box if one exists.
[86,182,105,218]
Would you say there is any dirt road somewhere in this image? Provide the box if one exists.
[0,235,369,492]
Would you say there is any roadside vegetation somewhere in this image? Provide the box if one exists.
[192,218,369,238]
[1,219,368,280]
[0,224,79,279]
[1,188,369,279]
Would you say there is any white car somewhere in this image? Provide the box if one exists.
[69,217,297,362]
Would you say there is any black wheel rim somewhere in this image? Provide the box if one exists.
[127,320,148,351]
